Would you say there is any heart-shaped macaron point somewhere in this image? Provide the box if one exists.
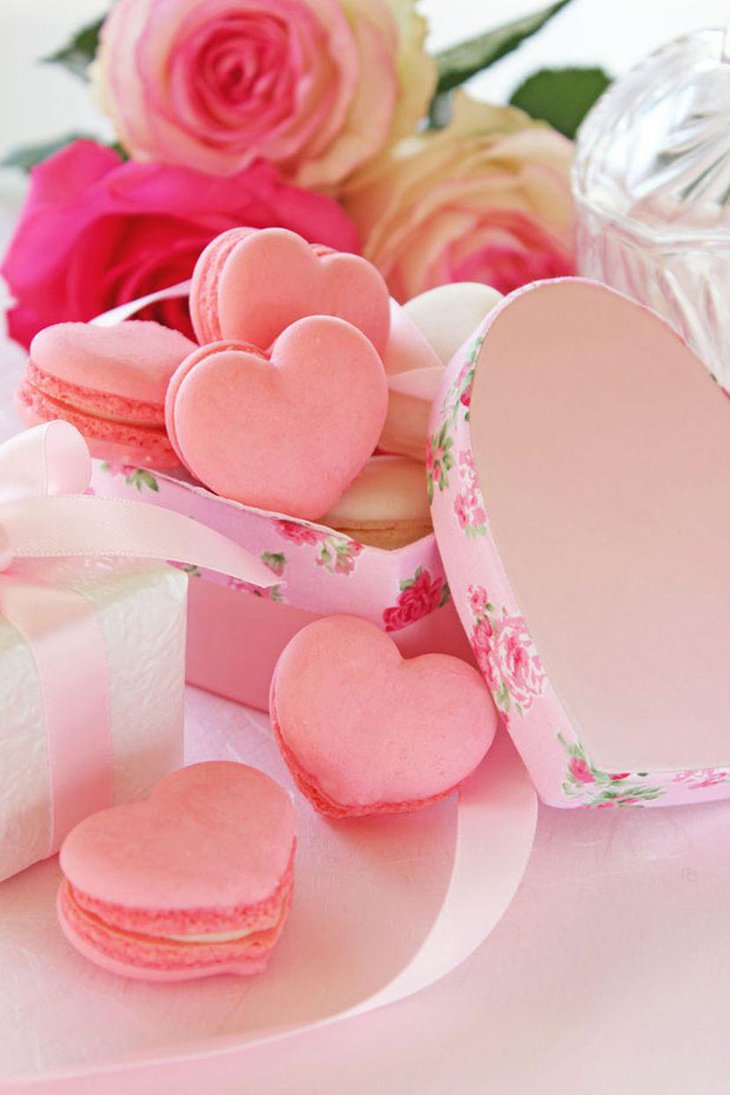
[166,316,388,519]
[191,227,391,354]
[271,616,497,818]
[57,762,296,981]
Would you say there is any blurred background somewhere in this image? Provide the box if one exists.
[1,0,728,169]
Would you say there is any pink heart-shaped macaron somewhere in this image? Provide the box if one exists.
[166,316,388,519]
[271,616,498,817]
[191,227,391,354]
[58,762,296,981]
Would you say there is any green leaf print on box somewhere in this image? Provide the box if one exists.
[426,422,454,502]
[440,333,484,425]
[261,551,286,577]
[274,519,363,577]
[315,536,362,576]
[558,733,665,807]
[100,462,159,492]
[173,562,202,578]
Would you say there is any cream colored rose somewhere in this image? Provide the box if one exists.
[92,0,436,192]
[344,94,575,300]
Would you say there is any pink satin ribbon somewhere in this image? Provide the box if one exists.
[0,421,275,856]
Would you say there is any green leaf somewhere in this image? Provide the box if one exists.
[428,91,454,130]
[509,66,611,138]
[42,16,105,80]
[435,0,573,95]
[1,132,94,172]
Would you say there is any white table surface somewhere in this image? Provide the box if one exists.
[2,2,730,1092]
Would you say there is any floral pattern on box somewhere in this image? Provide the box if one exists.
[274,518,364,576]
[428,309,730,809]
[383,567,450,632]
[558,733,665,807]
[94,460,447,627]
[467,585,544,718]
[100,461,159,493]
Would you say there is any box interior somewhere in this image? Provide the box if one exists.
[472,281,730,771]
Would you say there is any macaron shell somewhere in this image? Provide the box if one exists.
[14,386,179,468]
[29,321,198,405]
[190,227,257,344]
[319,455,432,548]
[57,870,293,982]
[271,616,497,814]
[166,317,388,518]
[164,338,254,462]
[60,762,295,912]
[192,226,391,353]
[403,282,503,364]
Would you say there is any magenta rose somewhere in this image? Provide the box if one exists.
[383,568,445,632]
[1,139,359,347]
[492,614,545,711]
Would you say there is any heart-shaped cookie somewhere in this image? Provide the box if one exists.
[57,762,296,981]
[271,615,497,817]
[166,316,388,518]
[191,227,391,354]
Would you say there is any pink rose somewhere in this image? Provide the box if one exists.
[275,519,326,545]
[1,140,359,347]
[467,585,488,617]
[93,0,436,190]
[345,93,574,301]
[569,756,594,784]
[228,577,280,600]
[383,568,444,631]
[471,617,499,691]
[492,614,545,711]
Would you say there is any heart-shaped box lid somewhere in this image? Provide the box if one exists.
[429,278,730,809]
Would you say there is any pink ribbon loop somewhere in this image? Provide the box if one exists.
[0,421,275,588]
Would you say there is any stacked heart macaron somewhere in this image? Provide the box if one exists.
[16,226,502,546]
[165,227,392,520]
[58,762,296,981]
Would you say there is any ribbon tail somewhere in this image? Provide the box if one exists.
[0,575,112,858]
[1,496,277,589]
[92,281,192,327]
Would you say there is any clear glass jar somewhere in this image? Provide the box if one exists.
[573,28,730,387]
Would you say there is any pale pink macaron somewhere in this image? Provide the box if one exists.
[271,616,497,818]
[17,321,197,468]
[380,283,503,461]
[57,762,296,982]
[190,226,391,353]
[318,455,432,549]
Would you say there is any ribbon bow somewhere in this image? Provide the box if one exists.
[0,421,274,861]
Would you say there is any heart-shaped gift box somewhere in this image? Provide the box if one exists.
[430,278,730,808]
